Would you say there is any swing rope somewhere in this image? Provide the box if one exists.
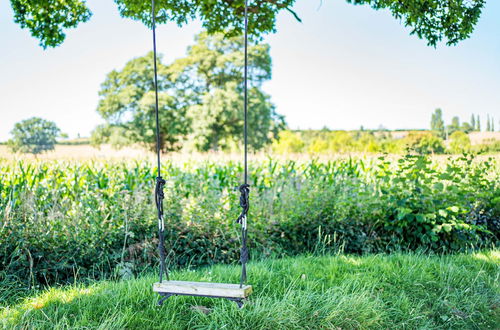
[236,0,250,288]
[151,0,169,283]
[151,0,250,287]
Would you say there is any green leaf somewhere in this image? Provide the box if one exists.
[438,210,447,217]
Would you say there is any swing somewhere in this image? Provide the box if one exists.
[150,0,253,308]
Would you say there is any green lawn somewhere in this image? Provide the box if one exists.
[2,251,499,329]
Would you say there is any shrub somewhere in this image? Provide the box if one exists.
[448,131,471,153]
[272,131,305,153]
[403,132,445,154]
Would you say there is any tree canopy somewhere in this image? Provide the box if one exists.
[94,32,283,152]
[430,108,445,137]
[10,0,485,48]
[8,117,60,155]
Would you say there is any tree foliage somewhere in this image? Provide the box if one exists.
[347,0,485,46]
[430,108,445,137]
[10,0,485,48]
[10,0,91,49]
[8,117,60,155]
[449,131,471,153]
[403,132,445,155]
[94,53,189,152]
[94,32,283,152]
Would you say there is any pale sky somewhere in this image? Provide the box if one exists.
[1,0,499,140]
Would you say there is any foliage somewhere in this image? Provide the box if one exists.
[486,114,496,132]
[402,131,445,155]
[449,131,471,154]
[430,108,445,137]
[1,155,498,287]
[272,129,499,155]
[90,125,130,149]
[447,116,461,135]
[7,117,60,155]
[95,32,283,152]
[10,0,485,48]
[10,0,91,48]
[2,252,499,328]
[347,0,486,46]
[94,53,189,152]
[171,32,283,151]
[271,130,304,153]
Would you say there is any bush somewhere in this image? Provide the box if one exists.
[448,131,471,153]
[403,132,445,154]
[1,155,498,286]
[272,131,305,153]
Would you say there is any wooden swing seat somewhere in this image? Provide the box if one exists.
[153,280,252,307]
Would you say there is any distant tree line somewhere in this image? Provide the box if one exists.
[272,128,500,155]
[431,108,496,138]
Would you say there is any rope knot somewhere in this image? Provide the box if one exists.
[155,176,166,222]
[236,184,250,224]
[240,246,249,264]
[155,176,166,203]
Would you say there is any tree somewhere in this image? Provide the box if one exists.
[476,115,481,131]
[430,108,445,137]
[94,53,189,152]
[90,124,130,150]
[460,122,473,134]
[448,131,471,154]
[447,116,461,136]
[95,32,283,152]
[11,0,485,49]
[486,114,491,132]
[170,32,283,151]
[470,114,476,131]
[8,117,60,155]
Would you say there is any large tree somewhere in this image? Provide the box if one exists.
[94,53,189,152]
[95,32,283,152]
[8,117,60,155]
[11,0,485,49]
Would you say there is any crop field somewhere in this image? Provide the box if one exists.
[1,153,498,288]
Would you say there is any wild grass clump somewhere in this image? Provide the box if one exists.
[1,251,499,329]
[0,155,499,286]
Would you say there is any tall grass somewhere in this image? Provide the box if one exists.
[1,251,499,329]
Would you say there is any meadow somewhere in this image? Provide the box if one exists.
[1,252,499,329]
[1,150,499,328]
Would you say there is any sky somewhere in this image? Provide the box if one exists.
[0,0,499,141]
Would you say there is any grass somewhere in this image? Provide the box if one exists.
[1,251,499,329]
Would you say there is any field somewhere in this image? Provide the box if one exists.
[1,150,499,328]
[2,252,499,329]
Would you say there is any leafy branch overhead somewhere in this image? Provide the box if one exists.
[10,0,485,48]
[347,0,486,46]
